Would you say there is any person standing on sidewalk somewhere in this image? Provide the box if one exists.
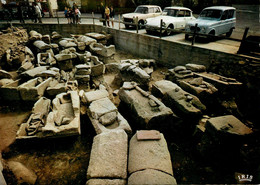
[17,2,25,23]
[34,2,42,23]
[100,2,105,26]
[110,6,115,28]
[105,5,110,27]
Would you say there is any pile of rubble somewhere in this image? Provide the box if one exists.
[0,27,257,185]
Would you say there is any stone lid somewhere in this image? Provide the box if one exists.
[136,130,161,141]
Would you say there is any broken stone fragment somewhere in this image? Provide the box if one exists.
[206,115,253,136]
[174,66,186,72]
[186,63,206,72]
[89,97,117,119]
[90,43,115,57]
[20,66,48,80]
[105,63,120,73]
[29,30,42,41]
[128,169,177,185]
[0,78,14,87]
[55,53,77,62]
[42,35,51,44]
[128,131,173,175]
[0,70,12,79]
[17,61,34,73]
[7,161,37,185]
[86,32,106,40]
[83,90,109,104]
[59,39,77,48]
[77,35,97,45]
[87,130,128,179]
[136,130,161,141]
[75,75,90,82]
[99,111,118,126]
[33,40,51,50]
[51,31,62,39]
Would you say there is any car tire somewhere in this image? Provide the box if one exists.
[125,24,130,29]
[146,30,152,35]
[165,25,173,36]
[138,20,144,29]
[185,34,189,40]
[226,28,233,37]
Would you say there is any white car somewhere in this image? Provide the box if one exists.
[145,7,195,35]
[185,6,236,40]
[123,5,162,29]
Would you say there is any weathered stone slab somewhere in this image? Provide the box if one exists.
[128,132,173,175]
[18,77,52,101]
[46,80,66,97]
[59,39,77,48]
[206,115,253,137]
[17,61,34,73]
[77,35,97,45]
[128,169,177,185]
[0,78,14,87]
[83,90,109,104]
[86,179,126,185]
[33,40,51,50]
[105,63,120,73]
[89,97,117,119]
[29,30,42,40]
[55,53,77,62]
[0,70,12,79]
[136,130,161,141]
[20,66,48,80]
[75,75,90,82]
[87,130,128,179]
[152,80,206,118]
[119,84,173,129]
[85,33,106,40]
[7,161,37,185]
[186,63,206,72]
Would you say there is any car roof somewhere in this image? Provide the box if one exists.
[137,5,161,8]
[164,6,192,11]
[203,6,236,11]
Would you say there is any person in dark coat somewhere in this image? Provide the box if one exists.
[100,2,105,26]
[17,2,25,23]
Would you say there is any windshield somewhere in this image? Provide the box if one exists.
[199,9,222,19]
[134,7,148,14]
[163,8,178,17]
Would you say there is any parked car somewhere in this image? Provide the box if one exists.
[185,6,236,40]
[145,6,195,36]
[123,5,162,29]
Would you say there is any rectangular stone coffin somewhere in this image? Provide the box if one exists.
[118,85,173,129]
[87,130,128,180]
[0,79,22,101]
[128,131,173,176]
[41,91,81,137]
[18,77,52,101]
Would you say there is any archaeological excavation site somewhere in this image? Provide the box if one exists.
[0,25,259,185]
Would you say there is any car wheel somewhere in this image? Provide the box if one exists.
[165,25,173,36]
[146,29,152,35]
[208,31,215,42]
[226,28,233,37]
[185,34,189,40]
[125,24,130,29]
[138,20,144,29]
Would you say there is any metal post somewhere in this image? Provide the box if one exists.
[56,10,59,24]
[92,12,95,25]
[136,16,138,34]
[160,19,163,39]
[237,27,249,54]
[118,14,121,30]
[191,23,197,46]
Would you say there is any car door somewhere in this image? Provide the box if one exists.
[184,10,193,23]
[227,9,236,31]
[176,10,185,29]
[154,7,161,17]
[219,10,229,34]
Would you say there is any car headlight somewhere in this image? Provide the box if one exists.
[144,20,147,24]
[162,22,166,27]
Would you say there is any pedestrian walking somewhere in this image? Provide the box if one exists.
[100,2,105,26]
[110,6,115,28]
[17,2,24,23]
[69,8,73,24]
[64,7,70,24]
[33,2,42,23]
[72,3,77,24]
[105,5,110,27]
[75,7,81,24]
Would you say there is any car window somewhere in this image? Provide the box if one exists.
[134,7,148,14]
[178,10,185,17]
[199,9,222,19]
[155,7,161,13]
[163,8,178,17]
[185,10,191,17]
[228,10,235,18]
[221,10,228,20]
[148,8,154,13]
